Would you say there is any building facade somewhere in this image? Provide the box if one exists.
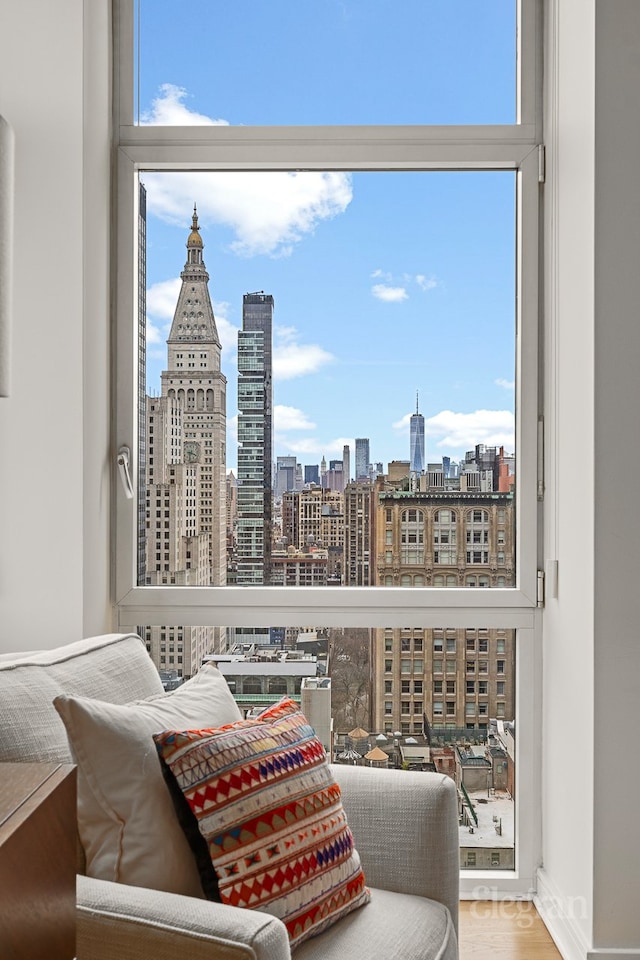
[409,396,425,475]
[342,444,351,485]
[143,207,227,674]
[282,488,344,551]
[304,464,320,486]
[343,481,374,585]
[373,625,515,737]
[275,455,297,497]
[271,547,330,586]
[205,651,320,716]
[325,459,345,493]
[354,438,370,481]
[236,292,274,585]
[371,487,515,734]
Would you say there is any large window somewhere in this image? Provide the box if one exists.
[114,0,543,896]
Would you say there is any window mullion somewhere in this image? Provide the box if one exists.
[118,124,537,173]
[116,584,538,632]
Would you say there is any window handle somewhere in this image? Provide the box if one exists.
[117,445,134,499]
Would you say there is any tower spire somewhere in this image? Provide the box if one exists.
[416,390,419,415]
[166,205,220,347]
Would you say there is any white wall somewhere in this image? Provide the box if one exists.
[0,0,111,649]
[540,1,640,957]
[591,1,640,951]
[1,2,639,953]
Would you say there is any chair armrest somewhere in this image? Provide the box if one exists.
[77,874,291,960]
[331,765,459,933]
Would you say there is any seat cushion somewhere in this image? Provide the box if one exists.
[295,887,457,960]
[54,664,242,898]
[0,634,164,763]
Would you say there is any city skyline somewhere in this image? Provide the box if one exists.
[138,3,517,473]
[144,178,516,475]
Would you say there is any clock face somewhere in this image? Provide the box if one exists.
[184,441,201,464]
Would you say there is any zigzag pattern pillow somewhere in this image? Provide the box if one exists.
[154,697,370,948]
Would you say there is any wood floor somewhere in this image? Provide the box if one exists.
[459,901,563,960]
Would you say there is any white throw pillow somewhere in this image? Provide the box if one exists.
[54,664,241,896]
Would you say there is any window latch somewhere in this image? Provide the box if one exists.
[117,445,134,499]
[536,570,545,607]
[538,144,546,184]
[537,416,544,500]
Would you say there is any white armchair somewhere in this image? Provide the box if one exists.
[0,634,459,959]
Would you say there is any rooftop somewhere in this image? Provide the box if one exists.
[459,790,514,849]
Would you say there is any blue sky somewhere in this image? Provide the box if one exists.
[137,1,517,472]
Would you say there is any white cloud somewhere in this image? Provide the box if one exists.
[146,345,166,366]
[370,271,438,302]
[147,277,181,320]
[276,437,322,457]
[146,319,164,347]
[141,88,352,256]
[274,405,316,432]
[143,169,353,258]
[275,435,354,459]
[393,408,514,453]
[274,325,298,343]
[416,274,438,291]
[141,84,229,126]
[426,409,515,452]
[274,343,334,381]
[273,327,334,381]
[227,414,238,447]
[372,283,408,302]
[392,412,413,432]
[215,309,240,357]
[495,378,515,390]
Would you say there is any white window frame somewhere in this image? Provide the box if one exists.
[112,0,543,897]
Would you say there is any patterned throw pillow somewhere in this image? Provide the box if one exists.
[154,697,370,949]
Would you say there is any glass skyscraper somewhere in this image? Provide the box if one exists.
[410,395,425,474]
[355,438,370,481]
[237,292,274,585]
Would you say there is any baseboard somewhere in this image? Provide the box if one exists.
[535,868,590,960]
[535,870,640,960]
[586,952,640,959]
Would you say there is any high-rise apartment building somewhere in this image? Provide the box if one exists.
[461,444,515,494]
[226,470,238,578]
[374,625,515,738]
[271,547,330,586]
[143,207,227,673]
[282,488,344,549]
[371,486,515,733]
[326,459,345,493]
[304,464,320,486]
[343,481,374,585]
[275,456,297,497]
[410,394,425,475]
[342,444,351,484]
[355,438,370,481]
[236,292,274,585]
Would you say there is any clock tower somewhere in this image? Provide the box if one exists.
[160,206,227,588]
[144,206,227,671]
